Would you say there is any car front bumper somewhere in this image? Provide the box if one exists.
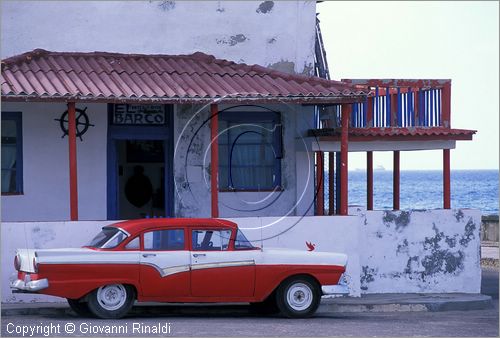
[321,284,349,295]
[10,278,49,293]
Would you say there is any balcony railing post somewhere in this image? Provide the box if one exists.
[442,81,451,128]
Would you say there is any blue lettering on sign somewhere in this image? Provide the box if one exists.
[113,104,165,125]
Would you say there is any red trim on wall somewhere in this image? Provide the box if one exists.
[67,102,78,221]
[340,104,350,215]
[210,104,219,218]
[442,82,451,128]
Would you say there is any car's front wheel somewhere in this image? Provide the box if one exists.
[276,276,321,318]
[87,284,135,319]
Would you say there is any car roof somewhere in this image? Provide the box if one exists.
[109,218,238,236]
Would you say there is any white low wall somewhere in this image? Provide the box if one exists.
[1,209,481,303]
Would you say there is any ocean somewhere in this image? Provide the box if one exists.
[325,170,499,215]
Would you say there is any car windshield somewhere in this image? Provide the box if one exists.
[234,229,254,250]
[87,227,128,249]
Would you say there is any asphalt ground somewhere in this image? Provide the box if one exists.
[1,268,498,337]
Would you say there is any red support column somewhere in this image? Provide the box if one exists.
[67,102,78,221]
[328,152,335,215]
[443,149,451,209]
[316,151,324,216]
[340,104,350,215]
[393,151,400,210]
[367,151,373,210]
[210,104,219,218]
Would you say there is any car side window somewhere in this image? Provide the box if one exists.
[143,229,185,250]
[124,236,140,250]
[192,229,231,251]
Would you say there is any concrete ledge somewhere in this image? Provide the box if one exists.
[1,293,492,317]
[320,293,493,313]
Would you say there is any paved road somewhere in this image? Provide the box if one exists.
[2,269,498,337]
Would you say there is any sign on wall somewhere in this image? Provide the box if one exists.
[113,104,166,125]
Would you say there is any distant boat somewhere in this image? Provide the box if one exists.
[375,165,386,171]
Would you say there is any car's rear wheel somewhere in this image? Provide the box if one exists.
[87,284,135,319]
[276,276,321,318]
[67,298,93,317]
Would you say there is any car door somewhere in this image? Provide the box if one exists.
[139,228,191,298]
[190,228,256,298]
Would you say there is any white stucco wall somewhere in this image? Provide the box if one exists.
[173,103,316,218]
[1,102,108,221]
[1,1,317,75]
[1,210,481,303]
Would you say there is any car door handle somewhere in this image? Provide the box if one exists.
[192,253,206,258]
[142,253,156,258]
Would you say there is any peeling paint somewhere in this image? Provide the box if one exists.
[267,37,277,44]
[383,210,411,231]
[216,34,248,46]
[360,265,377,291]
[396,239,409,254]
[459,218,476,247]
[455,209,464,222]
[267,60,295,74]
[215,1,225,12]
[256,1,274,14]
[154,0,175,11]
[301,62,314,76]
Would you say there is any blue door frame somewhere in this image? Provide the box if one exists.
[107,104,174,220]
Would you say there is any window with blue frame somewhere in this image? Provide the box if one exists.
[218,109,282,191]
[1,112,23,194]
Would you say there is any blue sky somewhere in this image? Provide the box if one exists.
[318,1,499,170]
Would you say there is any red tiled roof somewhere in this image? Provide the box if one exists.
[310,127,476,140]
[1,49,368,104]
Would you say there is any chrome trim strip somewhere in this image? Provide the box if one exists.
[161,265,190,277]
[191,260,255,271]
[116,227,131,237]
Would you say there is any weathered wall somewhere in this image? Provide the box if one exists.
[173,103,316,218]
[1,102,108,221]
[1,1,316,75]
[1,210,482,303]
[354,209,481,293]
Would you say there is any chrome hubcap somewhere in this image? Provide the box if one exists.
[286,282,313,311]
[96,284,127,311]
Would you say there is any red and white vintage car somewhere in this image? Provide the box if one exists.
[11,218,348,318]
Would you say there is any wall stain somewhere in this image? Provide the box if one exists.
[216,1,225,12]
[301,62,314,76]
[267,37,277,44]
[382,210,411,231]
[256,1,274,13]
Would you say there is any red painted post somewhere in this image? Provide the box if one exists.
[316,152,324,216]
[328,152,335,215]
[443,149,451,209]
[340,104,350,215]
[367,97,373,127]
[393,151,400,210]
[67,102,78,221]
[442,81,451,128]
[210,103,219,218]
[367,151,373,210]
